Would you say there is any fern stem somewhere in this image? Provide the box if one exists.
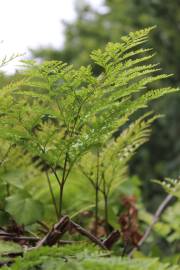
[104,193,109,236]
[95,185,99,236]
[45,171,59,220]
[50,166,61,187]
[59,183,64,218]
[59,153,68,217]
[101,173,110,235]
[94,150,100,236]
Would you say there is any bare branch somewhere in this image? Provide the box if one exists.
[129,194,173,257]
[35,215,70,248]
[70,220,107,250]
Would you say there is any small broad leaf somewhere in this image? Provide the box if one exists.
[0,240,22,255]
[5,190,44,225]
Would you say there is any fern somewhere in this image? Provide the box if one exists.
[155,177,180,198]
[1,243,178,270]
[79,113,159,233]
[0,27,178,220]
[0,53,21,69]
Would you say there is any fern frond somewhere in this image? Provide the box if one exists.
[0,27,178,218]
[154,177,180,198]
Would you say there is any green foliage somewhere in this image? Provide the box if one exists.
[5,190,44,225]
[162,201,180,243]
[155,177,180,198]
[79,113,158,230]
[0,28,178,225]
[1,244,178,270]
[1,3,180,268]
[0,142,46,225]
[0,240,22,254]
[81,113,158,193]
[151,177,180,250]
[31,1,180,220]
[0,27,179,270]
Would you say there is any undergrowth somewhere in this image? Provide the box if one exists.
[1,243,178,270]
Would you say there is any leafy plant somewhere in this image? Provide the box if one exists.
[0,27,179,270]
[0,27,178,224]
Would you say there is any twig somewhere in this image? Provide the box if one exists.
[103,230,120,249]
[35,215,70,248]
[70,220,107,250]
[0,231,77,246]
[0,231,16,237]
[0,235,39,242]
[128,194,173,257]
